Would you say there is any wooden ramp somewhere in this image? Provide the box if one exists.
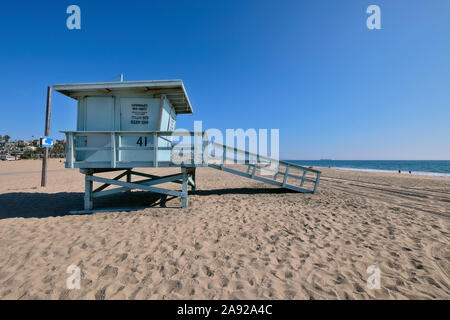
[207,142,321,194]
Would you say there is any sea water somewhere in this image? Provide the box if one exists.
[287,160,450,178]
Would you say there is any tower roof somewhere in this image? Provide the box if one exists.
[53,79,193,114]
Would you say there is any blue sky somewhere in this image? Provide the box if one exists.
[0,0,449,160]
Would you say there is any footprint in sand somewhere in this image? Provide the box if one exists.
[429,244,450,288]
[115,253,128,263]
[203,265,214,277]
[95,286,107,300]
[98,265,118,281]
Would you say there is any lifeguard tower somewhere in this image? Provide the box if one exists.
[54,79,321,212]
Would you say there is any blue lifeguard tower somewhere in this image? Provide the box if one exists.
[54,79,321,212]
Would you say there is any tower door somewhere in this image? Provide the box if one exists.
[79,97,115,163]
[85,97,114,131]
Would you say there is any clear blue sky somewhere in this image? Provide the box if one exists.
[0,0,449,160]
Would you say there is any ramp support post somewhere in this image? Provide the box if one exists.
[313,172,321,193]
[282,165,290,187]
[222,145,227,167]
[251,164,257,178]
[300,170,307,186]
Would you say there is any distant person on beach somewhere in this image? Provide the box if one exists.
[398,170,401,173]
[409,170,411,174]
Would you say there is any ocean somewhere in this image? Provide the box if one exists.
[287,160,450,178]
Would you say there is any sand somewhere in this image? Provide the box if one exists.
[0,159,449,299]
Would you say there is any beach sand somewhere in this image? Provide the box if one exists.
[0,159,449,299]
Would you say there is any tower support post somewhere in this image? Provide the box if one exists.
[84,172,93,210]
[181,167,188,208]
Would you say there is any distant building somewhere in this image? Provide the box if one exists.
[25,146,37,152]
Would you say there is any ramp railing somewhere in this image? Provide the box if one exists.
[207,142,321,193]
